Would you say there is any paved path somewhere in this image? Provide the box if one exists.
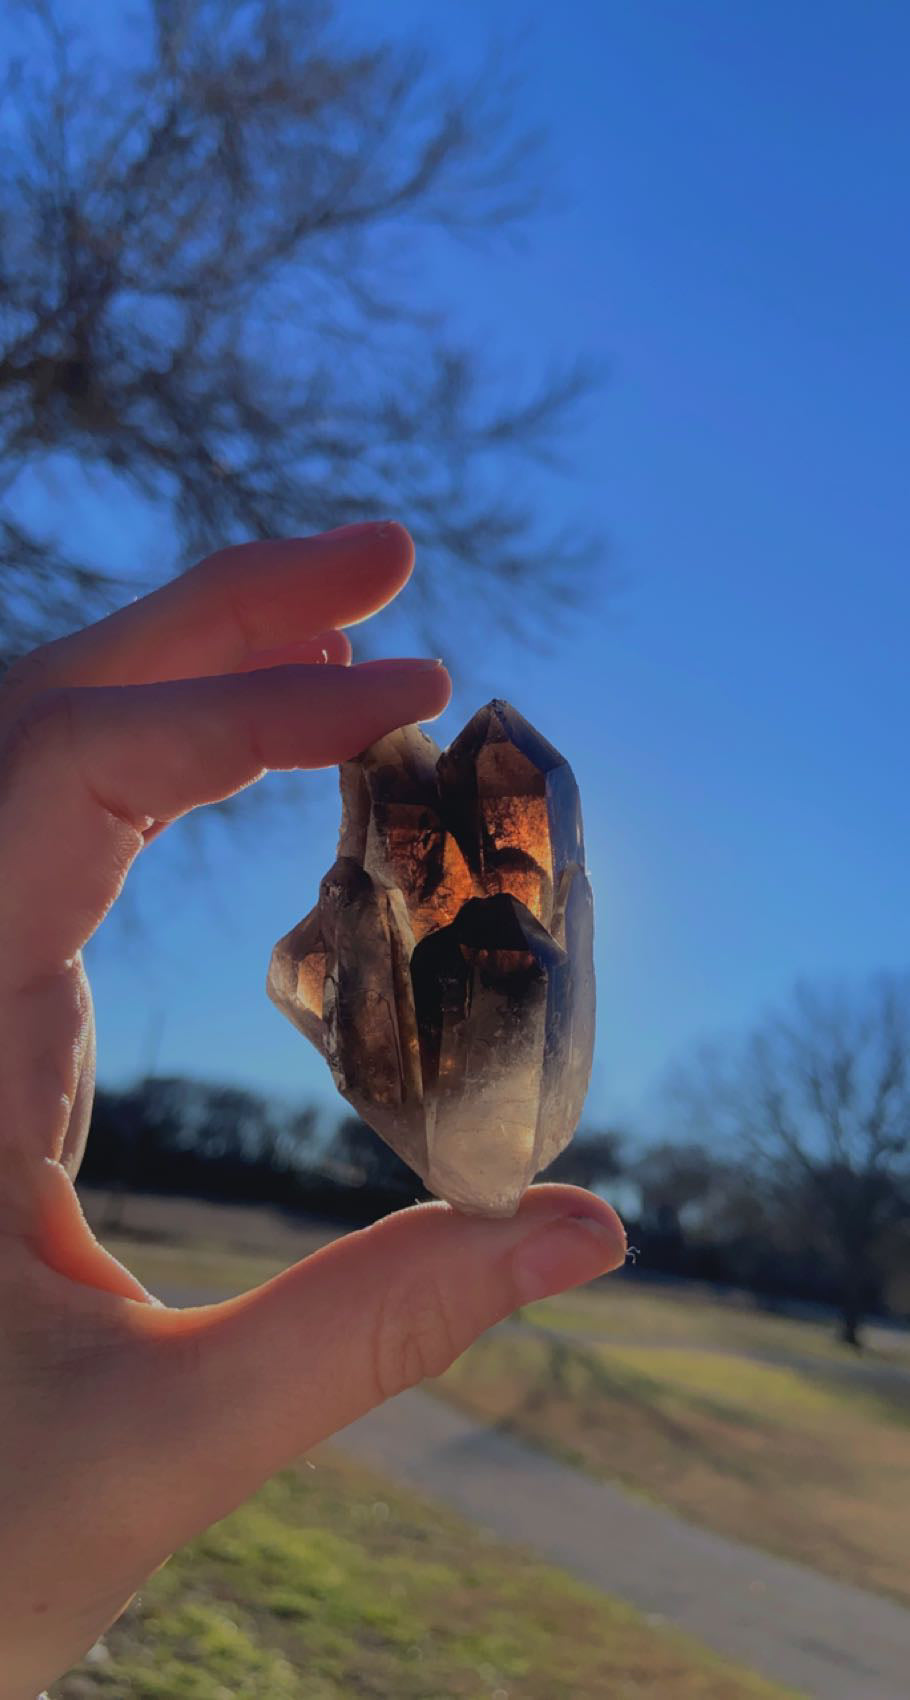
[335,1386,910,1700]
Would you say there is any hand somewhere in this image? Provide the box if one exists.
[0,521,626,1697]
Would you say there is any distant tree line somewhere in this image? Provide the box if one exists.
[79,969,910,1351]
[82,1076,421,1226]
[81,1076,624,1229]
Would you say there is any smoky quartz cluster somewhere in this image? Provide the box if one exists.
[268,700,595,1216]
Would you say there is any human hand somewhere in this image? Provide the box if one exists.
[0,521,626,1696]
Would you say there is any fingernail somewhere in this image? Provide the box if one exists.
[512,1211,626,1306]
[356,657,444,672]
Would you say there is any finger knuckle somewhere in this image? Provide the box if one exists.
[372,1274,463,1401]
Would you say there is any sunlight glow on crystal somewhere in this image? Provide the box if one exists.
[268,701,595,1216]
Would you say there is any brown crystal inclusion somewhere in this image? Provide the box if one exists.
[268,700,595,1216]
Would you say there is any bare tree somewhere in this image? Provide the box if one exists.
[0,0,598,667]
[665,974,910,1346]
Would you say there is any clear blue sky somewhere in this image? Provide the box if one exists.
[85,0,910,1135]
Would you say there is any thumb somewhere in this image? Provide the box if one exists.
[127,1185,625,1550]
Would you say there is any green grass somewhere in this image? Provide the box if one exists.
[53,1453,799,1700]
[526,1279,910,1366]
[438,1322,910,1606]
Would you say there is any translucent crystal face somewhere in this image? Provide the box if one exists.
[267,700,595,1216]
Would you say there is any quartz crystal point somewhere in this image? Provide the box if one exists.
[268,700,595,1216]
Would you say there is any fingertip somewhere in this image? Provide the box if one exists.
[518,1183,626,1243]
[339,521,415,627]
[510,1188,628,1305]
[350,657,452,726]
[374,520,415,581]
[198,522,418,651]
[416,659,452,722]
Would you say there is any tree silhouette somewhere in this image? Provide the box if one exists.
[665,974,910,1346]
[0,0,598,666]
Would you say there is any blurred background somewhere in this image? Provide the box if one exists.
[2,1,907,1696]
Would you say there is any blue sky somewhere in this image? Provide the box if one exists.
[84,1,910,1135]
